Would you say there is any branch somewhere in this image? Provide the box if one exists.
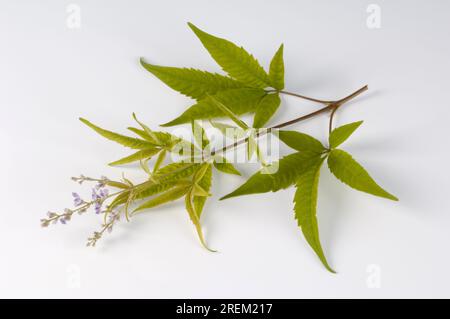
[210,85,368,157]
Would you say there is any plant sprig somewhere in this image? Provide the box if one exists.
[43,22,397,272]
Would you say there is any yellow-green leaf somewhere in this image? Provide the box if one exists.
[155,162,200,183]
[268,44,284,90]
[191,120,210,150]
[278,130,325,153]
[329,121,363,149]
[294,158,335,273]
[193,164,212,218]
[221,151,322,200]
[140,59,245,100]
[188,22,270,88]
[80,118,153,149]
[327,149,398,201]
[185,190,216,252]
[207,94,249,130]
[210,121,246,140]
[253,93,281,128]
[213,157,241,175]
[133,185,190,214]
[161,88,266,126]
[108,148,160,166]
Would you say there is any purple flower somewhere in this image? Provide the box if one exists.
[92,188,100,201]
[99,188,109,198]
[72,192,84,206]
[47,211,57,218]
[94,202,102,214]
[91,186,109,214]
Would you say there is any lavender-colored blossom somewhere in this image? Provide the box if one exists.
[47,211,57,218]
[99,188,109,198]
[72,192,84,206]
[91,186,109,214]
[92,188,100,201]
[94,202,102,214]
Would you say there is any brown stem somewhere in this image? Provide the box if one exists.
[210,85,368,157]
[328,106,338,134]
[267,89,334,104]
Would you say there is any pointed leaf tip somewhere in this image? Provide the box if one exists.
[268,44,285,90]
[329,120,364,149]
[294,158,335,273]
[327,149,398,201]
[187,22,270,88]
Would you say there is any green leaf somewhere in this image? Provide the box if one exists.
[133,185,190,214]
[152,149,167,173]
[185,190,216,252]
[193,184,210,197]
[207,94,249,130]
[104,181,130,189]
[131,113,161,144]
[210,121,246,140]
[278,130,325,153]
[213,156,241,175]
[188,23,270,88]
[108,179,179,209]
[140,59,245,100]
[108,148,160,166]
[294,158,335,273]
[161,88,266,126]
[268,44,285,90]
[127,127,155,141]
[327,149,398,201]
[329,121,363,149]
[221,151,322,200]
[246,131,258,161]
[133,180,181,200]
[193,164,212,217]
[155,162,201,183]
[252,93,281,128]
[191,120,210,150]
[80,118,154,149]
[107,191,130,211]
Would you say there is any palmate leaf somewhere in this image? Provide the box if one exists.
[294,158,335,273]
[329,121,363,149]
[213,156,241,176]
[188,23,270,88]
[278,130,325,153]
[253,93,281,128]
[268,44,285,90]
[140,59,245,100]
[221,151,322,200]
[133,184,190,214]
[109,148,161,166]
[161,88,266,126]
[327,149,398,201]
[80,118,155,149]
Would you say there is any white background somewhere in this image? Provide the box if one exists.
[1,0,449,298]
